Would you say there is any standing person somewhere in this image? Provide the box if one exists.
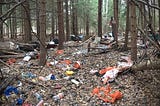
[110,17,116,41]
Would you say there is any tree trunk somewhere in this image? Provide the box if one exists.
[146,0,160,48]
[39,0,47,66]
[130,1,137,61]
[36,0,40,38]
[11,9,17,39]
[23,1,32,43]
[86,0,90,39]
[57,0,64,49]
[51,0,55,39]
[113,0,118,45]
[0,0,3,41]
[159,0,160,35]
[71,0,75,35]
[65,0,70,41]
[71,0,78,36]
[98,0,102,38]
[21,4,24,38]
[140,3,146,45]
[55,16,58,36]
[86,13,89,39]
[75,0,78,36]
[124,0,130,48]
[153,0,156,30]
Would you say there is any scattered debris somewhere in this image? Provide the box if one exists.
[0,40,160,106]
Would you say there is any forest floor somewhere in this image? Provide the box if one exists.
[0,41,160,106]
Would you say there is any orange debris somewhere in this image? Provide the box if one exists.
[56,50,64,55]
[99,67,114,75]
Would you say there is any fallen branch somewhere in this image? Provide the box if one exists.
[0,76,16,95]
[132,60,160,71]
[0,59,19,73]
[20,78,48,89]
[138,27,160,50]
[0,54,24,59]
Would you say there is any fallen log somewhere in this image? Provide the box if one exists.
[132,60,160,71]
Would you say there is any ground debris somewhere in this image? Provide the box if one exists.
[0,42,160,106]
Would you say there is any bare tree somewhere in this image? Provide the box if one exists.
[98,0,102,38]
[23,1,31,43]
[39,0,47,66]
[71,0,78,36]
[130,1,137,61]
[11,9,17,39]
[57,0,64,49]
[124,0,130,49]
[65,0,70,41]
[159,0,160,35]
[113,0,118,45]
[0,0,3,41]
[36,0,40,38]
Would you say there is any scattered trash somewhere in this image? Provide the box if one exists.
[21,72,36,79]
[34,92,42,101]
[36,99,44,106]
[61,59,72,65]
[101,68,119,84]
[23,55,31,61]
[7,58,16,65]
[4,86,19,97]
[56,50,64,55]
[53,93,64,101]
[71,79,80,86]
[90,69,98,74]
[16,98,23,105]
[1,39,156,106]
[91,84,122,103]
[74,61,81,69]
[54,84,62,89]
[65,70,74,76]
[99,67,115,75]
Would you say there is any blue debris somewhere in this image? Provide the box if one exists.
[4,86,19,97]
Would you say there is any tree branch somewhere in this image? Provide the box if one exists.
[0,0,26,22]
[132,0,160,10]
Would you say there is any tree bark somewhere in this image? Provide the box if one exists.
[11,9,17,39]
[124,0,130,48]
[23,1,31,43]
[153,0,156,30]
[159,0,160,35]
[113,0,118,45]
[0,0,3,41]
[98,0,102,38]
[57,0,64,49]
[75,0,78,36]
[86,13,89,39]
[86,0,90,39]
[39,0,47,66]
[130,1,137,61]
[51,0,55,39]
[65,0,70,41]
[36,0,40,38]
